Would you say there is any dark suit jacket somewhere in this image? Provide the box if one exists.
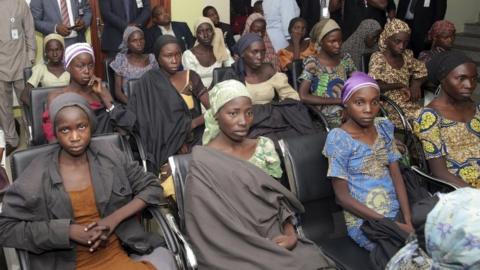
[0,141,165,270]
[30,0,92,44]
[144,22,195,54]
[100,0,151,52]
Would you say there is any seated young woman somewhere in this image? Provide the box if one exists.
[323,72,413,252]
[0,93,176,270]
[277,17,316,72]
[368,19,427,127]
[182,17,234,89]
[43,43,136,143]
[242,12,280,70]
[110,26,158,104]
[127,35,209,175]
[184,79,335,269]
[418,20,456,64]
[414,51,479,188]
[21,34,70,106]
[298,19,357,128]
[341,19,382,70]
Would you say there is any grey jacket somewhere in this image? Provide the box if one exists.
[0,141,165,270]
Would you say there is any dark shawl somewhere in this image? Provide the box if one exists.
[127,69,192,174]
[185,146,336,270]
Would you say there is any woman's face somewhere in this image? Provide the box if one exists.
[346,86,380,128]
[434,31,455,50]
[196,23,214,46]
[442,62,477,101]
[205,8,220,26]
[216,96,254,142]
[45,40,64,64]
[242,41,265,69]
[386,32,410,56]
[321,30,342,56]
[250,19,266,37]
[365,29,381,48]
[68,53,94,86]
[127,31,145,54]
[157,42,182,75]
[55,106,91,157]
[290,20,306,38]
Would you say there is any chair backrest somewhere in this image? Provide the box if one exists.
[23,67,33,87]
[360,52,373,73]
[212,67,234,87]
[279,133,345,241]
[125,78,141,98]
[104,57,116,98]
[168,154,192,232]
[11,133,128,181]
[290,59,304,91]
[29,86,64,145]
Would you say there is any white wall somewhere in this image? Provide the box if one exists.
[444,0,479,32]
[172,0,230,30]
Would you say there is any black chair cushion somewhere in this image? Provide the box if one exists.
[320,237,373,270]
[290,59,304,91]
[11,133,126,180]
[30,86,64,145]
[169,154,192,231]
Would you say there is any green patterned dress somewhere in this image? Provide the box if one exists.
[248,136,283,178]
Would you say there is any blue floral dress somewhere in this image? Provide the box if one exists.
[323,118,401,250]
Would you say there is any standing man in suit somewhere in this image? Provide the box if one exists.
[397,0,447,56]
[100,0,151,57]
[144,5,194,54]
[30,0,92,47]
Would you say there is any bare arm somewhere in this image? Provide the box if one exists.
[299,80,342,105]
[377,80,407,92]
[332,178,385,221]
[427,157,470,188]
[409,77,426,102]
[114,73,128,104]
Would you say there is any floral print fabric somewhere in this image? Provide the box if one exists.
[248,136,283,178]
[414,106,480,187]
[323,118,401,250]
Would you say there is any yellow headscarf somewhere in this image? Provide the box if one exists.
[378,19,411,52]
[193,17,229,63]
[43,33,65,50]
[310,19,341,45]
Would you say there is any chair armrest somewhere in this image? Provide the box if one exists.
[380,94,411,137]
[305,104,330,132]
[130,132,148,172]
[145,206,179,255]
[410,165,458,191]
[164,213,198,270]
[15,249,30,270]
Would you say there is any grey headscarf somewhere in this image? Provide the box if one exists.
[49,92,97,133]
[342,19,382,69]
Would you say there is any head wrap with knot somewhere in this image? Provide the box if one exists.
[202,80,252,145]
[152,34,181,60]
[64,43,95,69]
[49,92,97,134]
[428,20,456,41]
[193,17,229,63]
[425,188,480,269]
[232,33,264,83]
[341,72,379,104]
[43,33,65,50]
[242,13,277,68]
[426,50,475,83]
[378,19,411,52]
[310,19,341,45]
[118,26,143,53]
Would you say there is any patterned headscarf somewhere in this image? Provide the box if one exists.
[242,12,277,68]
[43,33,65,50]
[342,72,379,104]
[118,25,143,53]
[202,80,252,145]
[342,19,382,69]
[379,19,411,52]
[193,17,229,63]
[428,20,456,41]
[64,43,95,69]
[310,19,341,45]
[425,188,480,269]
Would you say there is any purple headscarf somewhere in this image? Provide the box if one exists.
[341,72,379,104]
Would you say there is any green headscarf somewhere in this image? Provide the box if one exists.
[202,80,252,144]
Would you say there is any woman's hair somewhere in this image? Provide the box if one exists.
[288,17,307,34]
[202,5,216,16]
[153,34,181,60]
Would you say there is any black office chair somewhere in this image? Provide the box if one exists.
[125,78,141,98]
[29,86,63,145]
[8,133,190,270]
[278,133,372,270]
[23,67,33,87]
[360,52,373,73]
[212,67,236,87]
[104,57,116,99]
[290,59,304,91]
